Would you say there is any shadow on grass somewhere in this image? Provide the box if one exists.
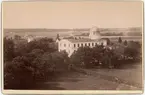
[31,82,66,90]
[29,71,81,90]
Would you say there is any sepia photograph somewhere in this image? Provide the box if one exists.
[2,0,143,94]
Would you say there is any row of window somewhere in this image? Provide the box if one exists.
[74,43,98,48]
[60,42,103,48]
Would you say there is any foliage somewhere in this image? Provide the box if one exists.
[125,41,141,56]
[106,38,111,45]
[124,41,141,59]
[124,40,127,46]
[4,56,34,89]
[14,35,21,40]
[48,51,69,71]
[27,38,56,53]
[14,41,28,57]
[70,47,94,68]
[70,46,106,68]
[4,38,15,61]
[118,37,122,43]
[70,40,141,69]
[128,41,141,49]
[124,47,138,59]
[4,48,70,89]
[4,36,142,89]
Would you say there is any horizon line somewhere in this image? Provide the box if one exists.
[3,26,142,29]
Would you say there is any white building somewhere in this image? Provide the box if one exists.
[58,27,108,57]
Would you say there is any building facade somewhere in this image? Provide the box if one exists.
[57,27,108,57]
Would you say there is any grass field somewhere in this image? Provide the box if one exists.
[32,63,142,90]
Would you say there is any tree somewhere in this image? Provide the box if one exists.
[106,38,111,45]
[31,49,44,57]
[31,51,69,81]
[4,56,34,89]
[27,38,56,53]
[4,38,15,61]
[92,45,105,65]
[4,37,70,89]
[56,34,60,41]
[118,37,122,43]
[14,40,28,57]
[49,51,69,71]
[128,41,141,49]
[124,40,128,46]
[70,47,95,68]
[125,41,141,60]
[124,47,139,60]
[14,35,21,40]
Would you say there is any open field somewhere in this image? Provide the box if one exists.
[31,63,142,90]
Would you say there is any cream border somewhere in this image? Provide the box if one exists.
[1,0,144,94]
[2,90,143,94]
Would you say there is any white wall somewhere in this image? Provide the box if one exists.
[58,39,107,57]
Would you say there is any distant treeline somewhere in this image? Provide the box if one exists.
[4,27,142,37]
[4,27,142,33]
[4,29,72,33]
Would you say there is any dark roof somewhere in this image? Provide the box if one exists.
[75,33,89,36]
[64,38,106,43]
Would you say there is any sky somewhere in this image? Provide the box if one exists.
[2,1,143,29]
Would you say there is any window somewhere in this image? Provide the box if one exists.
[81,44,83,47]
[69,44,70,47]
[78,44,79,47]
[85,43,87,46]
[92,43,94,46]
[88,43,90,46]
[74,44,76,48]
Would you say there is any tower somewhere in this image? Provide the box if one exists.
[89,26,101,40]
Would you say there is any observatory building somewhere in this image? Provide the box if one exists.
[57,27,107,57]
